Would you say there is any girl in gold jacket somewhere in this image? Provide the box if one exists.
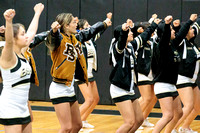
[46,13,111,132]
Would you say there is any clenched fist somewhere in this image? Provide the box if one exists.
[165,15,173,24]
[190,14,197,22]
[107,12,112,20]
[122,23,129,31]
[4,9,15,22]
[173,19,180,27]
[51,21,61,33]
[34,3,44,15]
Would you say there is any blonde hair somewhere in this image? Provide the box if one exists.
[56,13,73,33]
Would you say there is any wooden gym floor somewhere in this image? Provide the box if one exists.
[0,101,199,133]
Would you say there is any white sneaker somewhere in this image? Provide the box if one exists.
[171,129,178,133]
[138,126,144,130]
[178,127,197,133]
[82,121,94,128]
[189,128,198,133]
[179,127,189,133]
[79,128,94,132]
[142,119,154,127]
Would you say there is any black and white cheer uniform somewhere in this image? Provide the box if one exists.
[0,56,32,125]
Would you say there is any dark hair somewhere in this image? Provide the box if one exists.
[13,23,25,39]
[114,25,122,41]
[140,22,151,30]
[56,13,73,33]
[132,22,151,36]
[77,19,88,30]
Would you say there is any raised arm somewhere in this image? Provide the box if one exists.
[172,14,197,46]
[172,19,181,34]
[159,15,172,51]
[93,12,113,41]
[116,23,129,52]
[76,16,111,43]
[140,18,161,42]
[148,14,158,24]
[29,31,49,49]
[130,18,161,51]
[46,21,62,51]
[0,9,16,68]
[190,15,200,42]
[26,3,44,46]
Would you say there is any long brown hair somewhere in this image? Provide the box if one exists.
[55,13,73,33]
[13,23,25,39]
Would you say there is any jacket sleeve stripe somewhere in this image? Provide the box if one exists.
[193,22,200,35]
[135,36,143,51]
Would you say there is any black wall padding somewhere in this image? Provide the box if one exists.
[148,0,182,19]
[0,0,14,26]
[114,0,148,28]
[182,0,200,46]
[0,0,200,105]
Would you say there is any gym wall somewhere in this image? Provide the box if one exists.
[0,0,199,105]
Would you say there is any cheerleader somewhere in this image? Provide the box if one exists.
[135,14,158,128]
[0,3,44,133]
[151,14,197,133]
[109,18,160,132]
[46,13,111,132]
[76,13,112,128]
[172,15,200,133]
[0,27,48,122]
